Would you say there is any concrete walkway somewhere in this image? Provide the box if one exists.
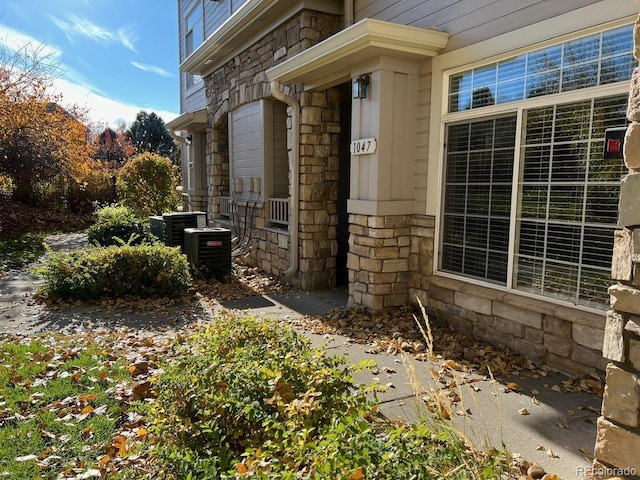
[0,233,601,479]
[222,289,600,480]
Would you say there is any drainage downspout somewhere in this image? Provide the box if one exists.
[344,0,354,27]
[271,80,300,278]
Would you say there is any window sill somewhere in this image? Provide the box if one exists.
[431,271,607,317]
[264,225,289,235]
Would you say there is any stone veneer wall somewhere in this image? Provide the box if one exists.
[406,215,607,376]
[347,214,412,309]
[592,14,640,478]
[186,192,208,213]
[203,10,342,288]
[297,89,340,290]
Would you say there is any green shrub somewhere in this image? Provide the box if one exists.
[86,205,156,247]
[148,317,503,479]
[117,152,179,217]
[39,243,191,300]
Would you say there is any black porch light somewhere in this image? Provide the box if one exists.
[352,75,370,99]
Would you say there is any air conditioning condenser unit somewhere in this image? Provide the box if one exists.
[183,227,232,278]
[162,212,207,251]
[149,216,164,241]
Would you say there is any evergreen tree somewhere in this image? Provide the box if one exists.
[127,110,176,160]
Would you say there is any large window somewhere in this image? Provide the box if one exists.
[440,24,633,309]
[448,24,635,112]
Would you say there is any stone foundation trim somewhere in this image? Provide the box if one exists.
[602,364,640,428]
[594,417,640,473]
[413,275,607,373]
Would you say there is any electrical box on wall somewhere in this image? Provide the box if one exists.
[604,127,627,160]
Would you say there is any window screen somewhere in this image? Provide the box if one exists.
[448,24,636,113]
[515,95,627,307]
[442,116,517,284]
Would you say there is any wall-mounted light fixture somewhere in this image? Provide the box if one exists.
[352,75,370,99]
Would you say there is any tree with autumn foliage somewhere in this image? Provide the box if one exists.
[0,41,112,210]
[91,124,135,167]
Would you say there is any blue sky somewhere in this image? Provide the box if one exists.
[0,0,180,128]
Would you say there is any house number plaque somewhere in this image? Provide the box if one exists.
[350,138,377,155]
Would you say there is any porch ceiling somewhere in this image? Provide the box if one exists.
[166,110,207,139]
[266,18,449,91]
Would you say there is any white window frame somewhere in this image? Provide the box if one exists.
[428,5,637,313]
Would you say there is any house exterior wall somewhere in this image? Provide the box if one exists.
[178,0,206,113]
[355,0,602,52]
[203,9,343,288]
[336,0,637,374]
[593,13,640,474]
[177,0,639,375]
[401,0,638,375]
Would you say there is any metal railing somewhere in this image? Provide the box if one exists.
[220,196,231,218]
[268,197,289,226]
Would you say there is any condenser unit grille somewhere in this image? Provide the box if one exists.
[162,212,207,251]
[184,228,232,277]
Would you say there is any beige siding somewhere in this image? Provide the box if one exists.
[414,63,431,214]
[230,101,264,198]
[178,0,250,114]
[354,0,602,51]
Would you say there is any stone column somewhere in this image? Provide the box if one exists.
[297,89,340,290]
[592,13,640,479]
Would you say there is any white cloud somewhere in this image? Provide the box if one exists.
[0,24,176,129]
[49,15,137,52]
[130,61,172,78]
[118,27,137,52]
[0,24,61,59]
[51,76,178,129]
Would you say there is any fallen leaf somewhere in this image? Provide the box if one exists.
[79,394,97,403]
[132,381,152,400]
[551,385,562,392]
[15,454,38,462]
[505,382,522,393]
[349,467,364,480]
[536,444,545,451]
[80,405,94,415]
[546,448,559,458]
[579,446,591,456]
[443,359,463,371]
[98,455,111,468]
[518,408,530,415]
